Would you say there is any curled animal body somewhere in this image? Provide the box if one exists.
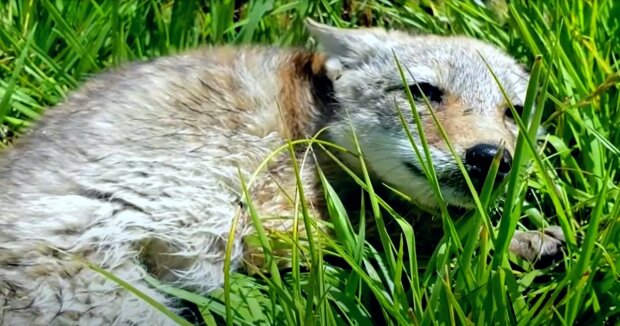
[0,19,564,325]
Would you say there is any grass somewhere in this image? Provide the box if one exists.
[1,0,619,325]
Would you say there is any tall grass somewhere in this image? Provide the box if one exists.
[1,0,618,325]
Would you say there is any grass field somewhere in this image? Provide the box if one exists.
[1,0,619,325]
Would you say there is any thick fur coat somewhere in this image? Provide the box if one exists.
[0,20,564,325]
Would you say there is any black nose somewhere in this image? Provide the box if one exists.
[465,144,512,184]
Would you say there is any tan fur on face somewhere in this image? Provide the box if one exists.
[422,95,516,154]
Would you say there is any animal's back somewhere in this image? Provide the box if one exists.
[0,45,324,325]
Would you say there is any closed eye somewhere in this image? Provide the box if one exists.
[505,105,524,121]
[409,83,443,103]
[386,82,443,103]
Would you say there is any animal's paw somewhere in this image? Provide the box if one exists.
[509,225,565,267]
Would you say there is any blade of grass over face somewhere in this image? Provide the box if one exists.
[395,53,483,296]
[343,110,398,273]
[490,55,546,269]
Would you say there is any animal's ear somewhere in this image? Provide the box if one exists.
[305,18,389,65]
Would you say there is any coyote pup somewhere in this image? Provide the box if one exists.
[0,19,564,325]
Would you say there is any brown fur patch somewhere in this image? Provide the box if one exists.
[277,51,328,139]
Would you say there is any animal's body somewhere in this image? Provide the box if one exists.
[0,20,564,325]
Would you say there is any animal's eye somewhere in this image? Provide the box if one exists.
[505,105,524,121]
[408,83,443,103]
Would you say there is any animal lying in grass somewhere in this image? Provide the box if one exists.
[0,19,565,325]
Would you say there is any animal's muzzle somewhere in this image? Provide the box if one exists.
[464,143,513,188]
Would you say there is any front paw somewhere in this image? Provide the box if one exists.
[509,225,565,266]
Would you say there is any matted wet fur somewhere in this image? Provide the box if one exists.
[0,19,564,325]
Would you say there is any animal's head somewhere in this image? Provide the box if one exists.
[306,19,532,209]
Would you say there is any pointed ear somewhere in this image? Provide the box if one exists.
[304,18,389,64]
